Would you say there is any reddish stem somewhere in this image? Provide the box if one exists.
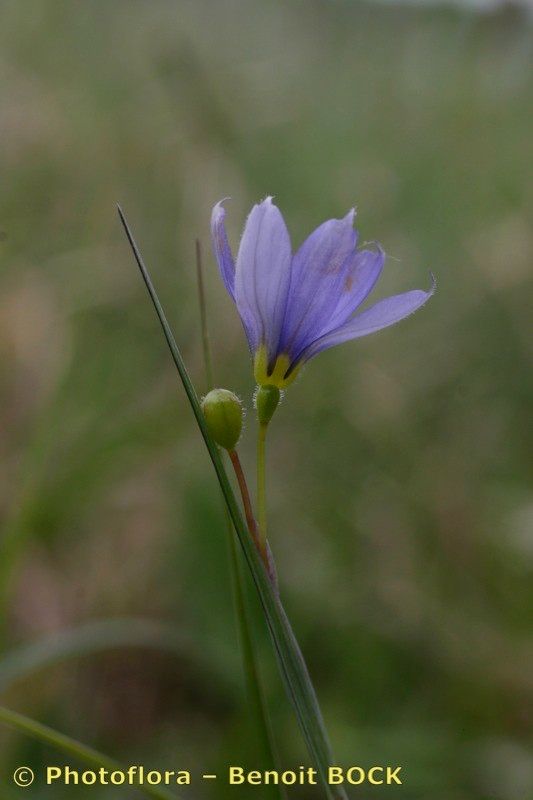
[228,449,268,566]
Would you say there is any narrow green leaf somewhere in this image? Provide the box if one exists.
[118,207,348,800]
[0,705,179,800]
[195,242,282,794]
[0,619,190,694]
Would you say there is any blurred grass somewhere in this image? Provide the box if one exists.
[1,1,532,798]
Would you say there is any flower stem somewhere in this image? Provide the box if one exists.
[226,526,281,790]
[229,450,265,553]
[119,208,348,800]
[257,423,268,557]
[195,242,279,785]
[195,239,214,389]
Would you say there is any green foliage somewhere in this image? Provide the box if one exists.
[0,1,531,798]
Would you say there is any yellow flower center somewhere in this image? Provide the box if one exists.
[253,345,301,388]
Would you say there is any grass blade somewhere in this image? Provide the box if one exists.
[0,619,190,694]
[118,207,347,800]
[0,705,179,800]
[195,241,282,792]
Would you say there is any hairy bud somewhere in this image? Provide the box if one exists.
[201,389,243,451]
[255,384,281,427]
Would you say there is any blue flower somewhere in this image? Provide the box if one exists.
[212,197,434,388]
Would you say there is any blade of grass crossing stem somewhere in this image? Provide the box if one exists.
[118,207,347,800]
[227,530,283,787]
[0,706,179,800]
[0,619,190,694]
[195,241,281,790]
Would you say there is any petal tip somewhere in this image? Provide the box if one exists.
[344,207,356,225]
[212,197,231,219]
[249,196,277,218]
[363,240,386,257]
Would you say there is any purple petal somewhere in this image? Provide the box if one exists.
[211,200,235,300]
[278,209,357,358]
[235,197,292,359]
[319,246,385,335]
[297,276,436,363]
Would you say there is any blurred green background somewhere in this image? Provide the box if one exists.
[1,1,532,798]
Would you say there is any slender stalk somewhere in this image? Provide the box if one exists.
[257,423,268,555]
[226,530,282,792]
[195,239,214,389]
[229,450,259,543]
[0,706,178,800]
[195,242,280,785]
[118,207,347,800]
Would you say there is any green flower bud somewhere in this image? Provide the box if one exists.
[255,384,280,427]
[201,388,244,451]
